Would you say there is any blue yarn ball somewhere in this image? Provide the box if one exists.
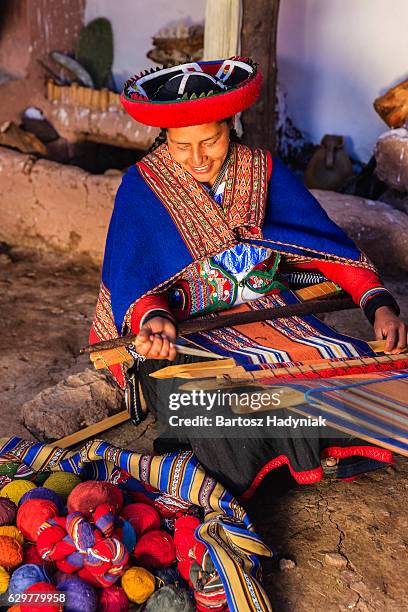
[119,518,137,554]
[9,564,51,595]
[154,567,188,590]
[57,576,98,612]
[18,486,64,513]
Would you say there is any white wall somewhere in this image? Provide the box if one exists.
[277,0,408,161]
[84,0,206,90]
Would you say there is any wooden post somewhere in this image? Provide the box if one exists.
[240,0,280,151]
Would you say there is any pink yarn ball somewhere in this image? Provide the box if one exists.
[67,482,123,519]
[99,585,129,611]
[0,498,17,526]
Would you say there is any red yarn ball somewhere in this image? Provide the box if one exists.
[99,585,129,612]
[67,482,123,519]
[24,543,43,564]
[121,503,160,536]
[177,559,194,585]
[174,515,203,562]
[17,499,59,542]
[133,530,175,569]
[24,582,63,612]
[24,543,55,573]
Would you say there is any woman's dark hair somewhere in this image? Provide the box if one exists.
[149,117,241,153]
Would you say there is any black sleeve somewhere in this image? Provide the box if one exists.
[363,292,400,325]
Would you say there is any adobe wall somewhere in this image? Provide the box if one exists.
[0,146,121,264]
[0,0,85,123]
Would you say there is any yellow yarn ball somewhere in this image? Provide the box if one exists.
[121,566,155,604]
[0,526,24,546]
[43,473,81,499]
[0,565,10,594]
[0,481,36,505]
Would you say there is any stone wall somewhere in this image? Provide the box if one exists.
[1,145,407,272]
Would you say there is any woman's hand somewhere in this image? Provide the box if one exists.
[135,316,177,360]
[374,306,408,354]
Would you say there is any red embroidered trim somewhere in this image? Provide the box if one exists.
[137,143,269,260]
[240,445,393,500]
[320,445,393,463]
[91,282,119,341]
[223,145,268,232]
[90,282,128,388]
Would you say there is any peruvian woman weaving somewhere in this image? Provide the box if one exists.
[90,58,408,498]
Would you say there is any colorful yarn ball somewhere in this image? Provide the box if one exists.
[0,565,10,594]
[121,567,155,604]
[19,487,64,514]
[99,585,129,611]
[9,563,51,595]
[0,480,36,505]
[144,585,194,612]
[57,576,98,612]
[121,503,160,536]
[0,535,23,569]
[78,567,105,589]
[93,503,115,537]
[0,462,19,477]
[24,582,63,612]
[133,529,176,569]
[0,525,24,546]
[0,496,17,525]
[67,482,123,519]
[17,499,58,542]
[43,473,82,499]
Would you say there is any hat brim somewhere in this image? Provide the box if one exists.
[120,59,262,128]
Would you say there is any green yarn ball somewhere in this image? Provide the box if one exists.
[42,473,82,500]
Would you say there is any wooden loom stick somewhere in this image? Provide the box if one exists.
[56,411,131,448]
[91,339,391,373]
[81,282,347,355]
[90,344,223,370]
[150,343,404,380]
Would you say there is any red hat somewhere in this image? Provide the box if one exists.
[121,57,262,128]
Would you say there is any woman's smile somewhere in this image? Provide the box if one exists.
[167,121,230,186]
[190,161,213,175]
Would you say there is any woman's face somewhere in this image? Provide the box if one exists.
[167,121,230,186]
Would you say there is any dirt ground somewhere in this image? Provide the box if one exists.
[0,243,407,611]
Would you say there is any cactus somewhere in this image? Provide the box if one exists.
[75,18,113,90]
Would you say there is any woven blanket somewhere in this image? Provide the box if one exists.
[184,291,375,368]
[234,372,408,456]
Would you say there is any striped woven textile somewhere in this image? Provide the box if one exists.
[0,437,273,612]
[185,291,375,367]
[257,371,408,456]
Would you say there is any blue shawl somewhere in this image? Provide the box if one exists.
[101,153,364,333]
